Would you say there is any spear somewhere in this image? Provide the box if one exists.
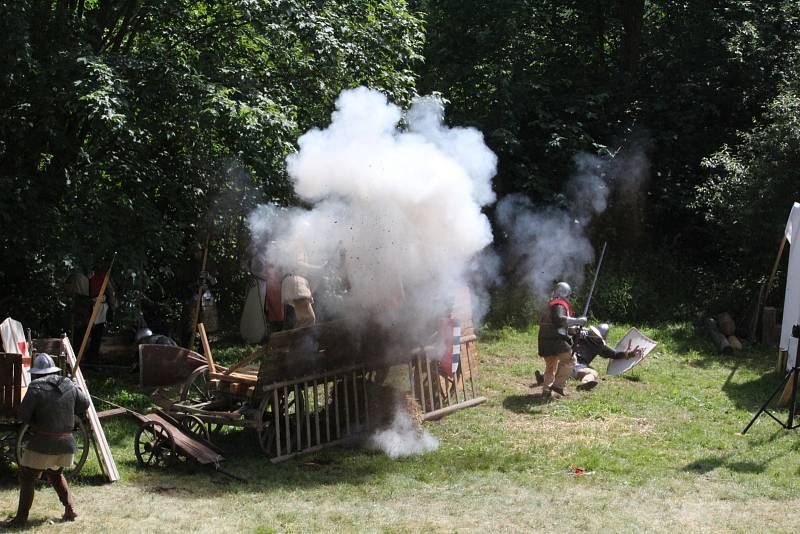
[73,252,117,374]
[582,242,608,317]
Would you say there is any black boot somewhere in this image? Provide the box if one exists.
[4,467,39,528]
[46,469,76,521]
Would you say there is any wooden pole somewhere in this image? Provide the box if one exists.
[188,233,210,352]
[74,253,116,374]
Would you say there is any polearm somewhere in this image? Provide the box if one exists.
[187,232,211,352]
[582,241,608,317]
[73,252,117,374]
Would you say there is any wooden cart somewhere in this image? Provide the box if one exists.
[0,352,90,477]
[146,315,485,463]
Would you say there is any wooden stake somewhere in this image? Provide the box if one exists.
[74,253,116,375]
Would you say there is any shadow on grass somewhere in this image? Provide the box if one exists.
[502,393,550,414]
[683,456,771,475]
[721,362,788,412]
[682,451,782,475]
[117,426,399,496]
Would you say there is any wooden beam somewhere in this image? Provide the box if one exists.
[421,397,487,421]
[63,336,119,482]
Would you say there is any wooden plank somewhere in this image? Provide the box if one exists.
[63,336,120,482]
[198,323,216,373]
[97,407,129,420]
[208,372,257,385]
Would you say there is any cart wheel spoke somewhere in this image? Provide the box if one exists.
[135,421,176,469]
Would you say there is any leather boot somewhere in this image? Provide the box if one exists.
[46,469,77,521]
[4,467,39,528]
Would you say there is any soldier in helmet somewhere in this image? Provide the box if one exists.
[536,323,641,391]
[5,354,89,527]
[572,324,642,390]
[537,281,587,399]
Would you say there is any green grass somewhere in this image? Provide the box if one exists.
[3,323,800,532]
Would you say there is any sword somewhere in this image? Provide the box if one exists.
[582,241,607,317]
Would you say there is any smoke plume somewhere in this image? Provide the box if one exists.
[247,87,497,337]
[247,88,499,459]
[368,407,439,459]
[497,149,649,302]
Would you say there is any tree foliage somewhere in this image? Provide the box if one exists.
[0,0,423,334]
[418,0,800,320]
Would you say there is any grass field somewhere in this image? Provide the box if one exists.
[2,323,800,533]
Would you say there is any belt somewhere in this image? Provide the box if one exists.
[31,427,72,438]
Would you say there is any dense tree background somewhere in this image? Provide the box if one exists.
[418,0,800,325]
[1,0,799,337]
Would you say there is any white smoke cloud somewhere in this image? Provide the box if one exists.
[497,148,648,301]
[247,87,497,337]
[368,407,439,459]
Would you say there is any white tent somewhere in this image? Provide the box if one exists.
[781,202,800,368]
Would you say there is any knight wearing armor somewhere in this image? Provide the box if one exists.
[573,323,638,390]
[5,354,90,527]
[537,282,587,398]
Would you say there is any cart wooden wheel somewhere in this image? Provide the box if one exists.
[178,414,211,442]
[16,418,90,479]
[179,365,212,405]
[134,421,177,468]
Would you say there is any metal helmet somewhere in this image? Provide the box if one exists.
[30,353,61,376]
[596,323,610,340]
[553,282,572,299]
[135,328,153,343]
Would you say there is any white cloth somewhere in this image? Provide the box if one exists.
[781,202,800,367]
[20,449,74,470]
[94,301,109,325]
[240,278,267,344]
[0,317,30,386]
